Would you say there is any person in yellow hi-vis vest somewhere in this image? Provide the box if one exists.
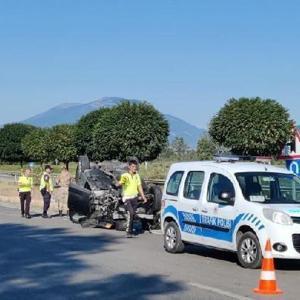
[18,167,33,218]
[40,165,53,218]
[115,159,147,238]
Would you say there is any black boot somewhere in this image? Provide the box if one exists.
[25,214,31,219]
[42,212,49,218]
[59,210,63,217]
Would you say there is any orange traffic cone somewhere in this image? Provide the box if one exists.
[254,239,283,295]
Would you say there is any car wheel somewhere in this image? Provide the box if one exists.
[79,155,90,172]
[237,231,262,269]
[149,185,162,212]
[164,221,185,253]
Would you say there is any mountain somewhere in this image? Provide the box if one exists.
[164,114,205,148]
[22,97,205,148]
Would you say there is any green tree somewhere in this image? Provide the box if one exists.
[0,123,36,165]
[22,128,52,164]
[171,137,189,159]
[196,135,217,160]
[92,101,169,162]
[209,97,293,156]
[75,108,110,158]
[49,124,77,169]
[158,143,176,161]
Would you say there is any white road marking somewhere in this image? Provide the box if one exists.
[189,282,253,300]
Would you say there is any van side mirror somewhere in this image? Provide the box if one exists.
[218,192,234,205]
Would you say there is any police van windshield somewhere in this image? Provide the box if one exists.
[235,172,300,204]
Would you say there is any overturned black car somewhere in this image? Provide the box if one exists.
[68,156,162,231]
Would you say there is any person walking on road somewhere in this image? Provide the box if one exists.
[18,167,33,219]
[40,165,53,218]
[115,159,147,238]
[56,165,72,217]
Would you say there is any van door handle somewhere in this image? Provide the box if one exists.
[201,209,208,213]
[192,207,198,212]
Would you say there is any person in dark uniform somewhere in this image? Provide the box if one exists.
[40,165,53,218]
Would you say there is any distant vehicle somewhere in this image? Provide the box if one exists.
[161,156,300,268]
[68,156,162,231]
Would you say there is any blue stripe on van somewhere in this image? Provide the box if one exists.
[242,213,249,220]
[247,214,254,221]
[252,217,258,224]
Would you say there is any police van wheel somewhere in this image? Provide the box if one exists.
[164,221,185,253]
[237,232,262,269]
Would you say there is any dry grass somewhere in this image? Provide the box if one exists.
[139,160,176,180]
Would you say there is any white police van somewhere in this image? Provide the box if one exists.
[161,158,300,268]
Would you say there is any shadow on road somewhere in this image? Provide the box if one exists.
[0,223,185,299]
[185,244,300,271]
[30,213,43,218]
[275,259,300,271]
[185,244,237,264]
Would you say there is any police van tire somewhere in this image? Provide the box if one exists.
[164,221,185,253]
[237,231,262,269]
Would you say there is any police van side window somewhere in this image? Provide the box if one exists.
[208,173,235,204]
[183,171,204,200]
[166,171,184,196]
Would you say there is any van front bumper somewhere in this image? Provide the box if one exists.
[267,224,300,259]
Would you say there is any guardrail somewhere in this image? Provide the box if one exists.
[0,172,19,183]
[0,172,60,184]
[144,179,165,186]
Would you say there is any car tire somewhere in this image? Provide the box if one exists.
[149,185,162,212]
[164,221,185,253]
[237,231,262,269]
[79,155,90,172]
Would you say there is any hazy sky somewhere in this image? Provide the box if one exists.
[0,0,300,128]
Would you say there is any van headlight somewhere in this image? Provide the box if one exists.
[263,208,293,225]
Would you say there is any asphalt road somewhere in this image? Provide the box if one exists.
[0,203,299,300]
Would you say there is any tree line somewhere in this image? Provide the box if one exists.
[0,97,294,168]
[0,101,169,169]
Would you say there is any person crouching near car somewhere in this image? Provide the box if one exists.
[40,165,53,218]
[56,165,72,217]
[115,159,147,238]
[18,167,33,219]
